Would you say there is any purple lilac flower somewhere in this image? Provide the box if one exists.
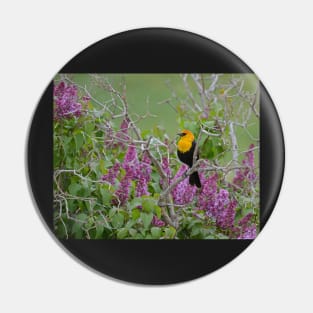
[238,212,253,227]
[243,144,257,183]
[82,95,91,102]
[152,215,165,227]
[104,122,114,148]
[197,173,218,210]
[237,213,257,239]
[197,174,237,230]
[160,157,171,188]
[122,145,138,177]
[101,162,121,185]
[107,147,152,204]
[238,224,257,239]
[110,146,138,205]
[116,118,130,148]
[54,81,82,119]
[113,175,132,206]
[233,144,257,187]
[171,165,197,205]
[135,152,152,197]
[216,198,236,229]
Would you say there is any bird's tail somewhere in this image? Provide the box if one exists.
[189,171,201,188]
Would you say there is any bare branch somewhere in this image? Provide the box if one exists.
[229,121,239,164]
[182,74,201,112]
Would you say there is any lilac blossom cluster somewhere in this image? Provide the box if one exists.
[104,119,130,149]
[152,215,166,227]
[115,118,130,149]
[195,173,257,239]
[197,173,235,230]
[168,162,257,239]
[237,213,257,239]
[54,81,83,119]
[233,144,257,188]
[102,146,152,206]
[171,165,197,205]
[101,163,121,185]
[160,157,171,188]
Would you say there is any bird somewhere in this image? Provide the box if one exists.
[177,129,201,188]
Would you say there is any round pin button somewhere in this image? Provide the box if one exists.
[27,28,284,284]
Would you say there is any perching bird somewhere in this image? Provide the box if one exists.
[177,129,201,188]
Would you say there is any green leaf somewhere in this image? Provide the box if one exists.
[117,228,128,239]
[154,206,162,219]
[128,228,137,237]
[74,132,84,151]
[85,201,95,213]
[66,199,76,213]
[216,233,229,239]
[191,225,201,237]
[100,186,112,204]
[76,213,88,223]
[63,136,73,155]
[109,207,117,219]
[71,222,83,239]
[150,182,161,193]
[202,120,215,129]
[81,181,91,197]
[187,218,203,230]
[164,226,176,239]
[125,220,136,229]
[142,197,155,213]
[103,159,113,168]
[95,222,104,239]
[151,227,161,239]
[68,183,81,196]
[131,208,141,220]
[128,198,142,210]
[141,212,153,229]
[84,122,95,134]
[112,213,124,229]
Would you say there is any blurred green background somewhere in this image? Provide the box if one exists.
[57,74,259,162]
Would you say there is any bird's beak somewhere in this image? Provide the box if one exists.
[177,133,184,137]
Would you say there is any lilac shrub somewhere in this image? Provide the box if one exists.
[157,154,258,238]
[101,140,258,238]
[54,81,82,119]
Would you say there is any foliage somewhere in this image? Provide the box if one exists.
[53,74,259,239]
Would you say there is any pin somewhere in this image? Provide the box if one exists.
[27,28,284,284]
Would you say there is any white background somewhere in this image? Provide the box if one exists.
[1,1,312,312]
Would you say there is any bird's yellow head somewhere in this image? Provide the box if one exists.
[177,129,195,153]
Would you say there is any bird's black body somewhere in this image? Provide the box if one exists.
[177,141,197,167]
[177,141,201,188]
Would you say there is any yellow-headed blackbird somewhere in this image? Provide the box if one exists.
[177,129,201,188]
